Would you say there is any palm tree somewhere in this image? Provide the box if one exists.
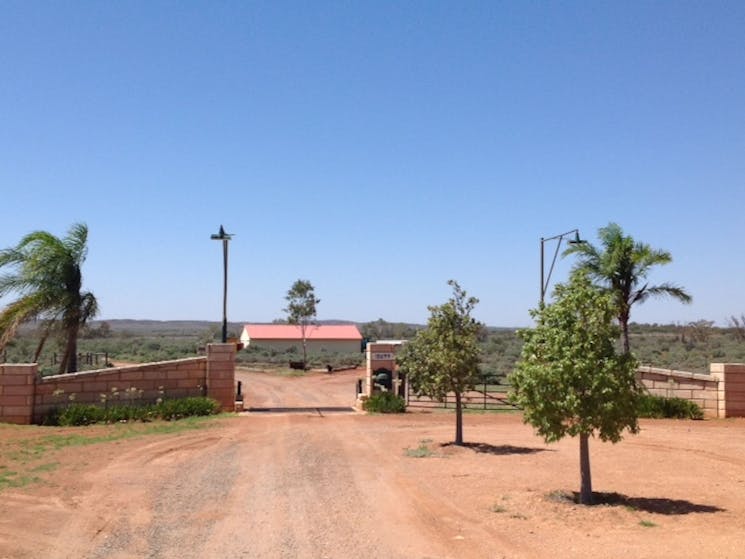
[0,223,98,373]
[564,223,691,354]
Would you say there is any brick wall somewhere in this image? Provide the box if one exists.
[0,343,237,425]
[710,363,745,418]
[0,364,36,424]
[34,357,208,423]
[638,366,720,418]
[206,343,237,412]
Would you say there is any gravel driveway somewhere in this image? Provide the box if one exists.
[2,368,745,559]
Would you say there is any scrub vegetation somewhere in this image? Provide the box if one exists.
[3,318,744,377]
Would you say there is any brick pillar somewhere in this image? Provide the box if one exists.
[710,363,745,418]
[0,364,37,425]
[206,344,236,412]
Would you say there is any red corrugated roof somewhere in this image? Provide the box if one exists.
[242,324,362,341]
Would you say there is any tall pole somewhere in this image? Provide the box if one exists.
[540,228,584,305]
[222,236,228,343]
[211,225,233,344]
[540,237,546,305]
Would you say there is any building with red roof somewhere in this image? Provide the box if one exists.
[239,324,363,354]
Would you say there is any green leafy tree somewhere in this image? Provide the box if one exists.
[509,271,641,505]
[397,280,483,445]
[283,279,320,367]
[0,223,99,374]
[564,222,691,354]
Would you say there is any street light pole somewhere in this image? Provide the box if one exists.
[210,225,233,343]
[540,228,585,304]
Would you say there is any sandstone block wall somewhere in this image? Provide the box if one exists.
[0,344,237,425]
[638,366,720,418]
[207,343,237,412]
[33,357,208,423]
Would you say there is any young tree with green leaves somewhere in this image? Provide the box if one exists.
[0,223,98,374]
[563,222,691,354]
[509,271,641,505]
[397,280,483,445]
[283,279,320,367]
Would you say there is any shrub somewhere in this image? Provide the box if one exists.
[154,397,221,420]
[637,394,704,420]
[363,392,406,413]
[57,404,105,426]
[45,397,220,426]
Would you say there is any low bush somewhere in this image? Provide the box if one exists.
[637,394,704,420]
[363,392,406,414]
[154,397,221,420]
[47,397,221,426]
[56,404,106,426]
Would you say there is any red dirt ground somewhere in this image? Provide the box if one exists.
[0,367,744,558]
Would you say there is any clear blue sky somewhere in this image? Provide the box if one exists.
[1,2,743,327]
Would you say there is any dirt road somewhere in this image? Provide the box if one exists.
[1,368,744,558]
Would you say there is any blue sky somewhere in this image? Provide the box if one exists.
[1,1,743,327]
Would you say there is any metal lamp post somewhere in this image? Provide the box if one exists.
[540,228,585,304]
[210,225,233,343]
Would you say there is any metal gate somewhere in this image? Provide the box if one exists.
[405,374,519,411]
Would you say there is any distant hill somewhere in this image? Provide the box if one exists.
[88,319,517,336]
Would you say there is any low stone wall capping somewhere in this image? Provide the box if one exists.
[0,343,237,425]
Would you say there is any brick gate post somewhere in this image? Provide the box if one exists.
[206,343,237,412]
[0,364,37,424]
[710,363,745,418]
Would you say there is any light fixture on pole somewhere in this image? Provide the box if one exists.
[210,225,233,343]
[540,229,585,304]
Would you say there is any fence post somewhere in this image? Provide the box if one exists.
[483,376,487,410]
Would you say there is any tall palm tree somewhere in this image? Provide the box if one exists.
[0,223,98,373]
[564,223,691,354]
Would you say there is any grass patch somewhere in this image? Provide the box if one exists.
[0,469,38,490]
[0,415,227,492]
[639,519,657,528]
[405,440,435,458]
[490,504,507,513]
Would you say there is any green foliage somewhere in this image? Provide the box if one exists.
[397,280,483,444]
[153,397,221,420]
[405,440,435,457]
[637,394,704,420]
[236,346,363,369]
[53,404,104,426]
[46,397,220,426]
[398,280,483,400]
[0,223,98,374]
[510,272,641,444]
[510,271,642,504]
[363,391,406,413]
[564,222,691,353]
[283,279,321,365]
[360,319,421,341]
[284,279,320,326]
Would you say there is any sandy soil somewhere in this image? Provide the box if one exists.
[0,367,744,558]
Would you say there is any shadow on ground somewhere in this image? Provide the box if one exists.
[247,407,357,415]
[442,442,552,455]
[559,491,726,514]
